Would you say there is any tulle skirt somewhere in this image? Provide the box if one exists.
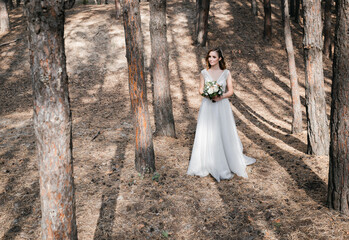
[187,98,255,182]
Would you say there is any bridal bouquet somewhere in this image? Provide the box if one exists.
[202,81,223,100]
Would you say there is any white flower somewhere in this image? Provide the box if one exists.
[213,85,219,92]
[208,88,214,94]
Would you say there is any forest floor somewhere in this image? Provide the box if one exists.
[1,0,349,239]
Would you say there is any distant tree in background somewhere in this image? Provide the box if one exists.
[289,0,301,23]
[5,0,14,10]
[303,0,329,155]
[289,0,295,16]
[121,0,155,173]
[0,0,10,34]
[115,0,121,18]
[149,0,176,137]
[282,0,302,133]
[195,0,210,46]
[323,0,333,58]
[251,0,257,15]
[263,0,272,41]
[64,0,75,9]
[328,0,349,215]
[23,0,78,238]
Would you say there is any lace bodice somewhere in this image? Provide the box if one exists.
[201,69,229,91]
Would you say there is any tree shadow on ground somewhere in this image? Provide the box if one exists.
[64,5,132,238]
[0,117,41,239]
[93,134,128,239]
[232,97,327,205]
[233,95,307,152]
[167,11,199,140]
[1,181,40,240]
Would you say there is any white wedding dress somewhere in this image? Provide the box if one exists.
[187,69,256,182]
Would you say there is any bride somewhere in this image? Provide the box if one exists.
[187,48,255,182]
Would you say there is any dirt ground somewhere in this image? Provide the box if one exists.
[1,0,349,239]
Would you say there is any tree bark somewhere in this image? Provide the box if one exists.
[328,0,349,215]
[0,0,10,34]
[149,0,176,138]
[283,0,302,133]
[263,0,272,41]
[121,0,155,173]
[251,0,258,15]
[323,0,333,58]
[23,0,77,238]
[195,0,210,46]
[303,0,330,155]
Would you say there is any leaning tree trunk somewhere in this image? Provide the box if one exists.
[263,0,272,41]
[23,0,77,238]
[303,0,330,155]
[323,0,333,58]
[195,0,210,46]
[0,0,10,34]
[121,0,155,173]
[327,0,349,215]
[149,0,176,138]
[283,0,302,133]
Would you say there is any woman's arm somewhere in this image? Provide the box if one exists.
[198,73,205,95]
[223,71,234,98]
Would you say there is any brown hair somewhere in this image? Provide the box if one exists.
[205,48,226,70]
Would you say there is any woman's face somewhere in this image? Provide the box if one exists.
[208,51,221,67]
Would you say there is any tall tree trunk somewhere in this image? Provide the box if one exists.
[263,0,272,41]
[195,0,210,46]
[121,0,155,173]
[149,0,176,137]
[328,0,349,215]
[23,0,77,238]
[251,0,258,15]
[323,0,333,58]
[0,0,10,34]
[283,0,302,133]
[303,0,330,155]
[115,0,121,18]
